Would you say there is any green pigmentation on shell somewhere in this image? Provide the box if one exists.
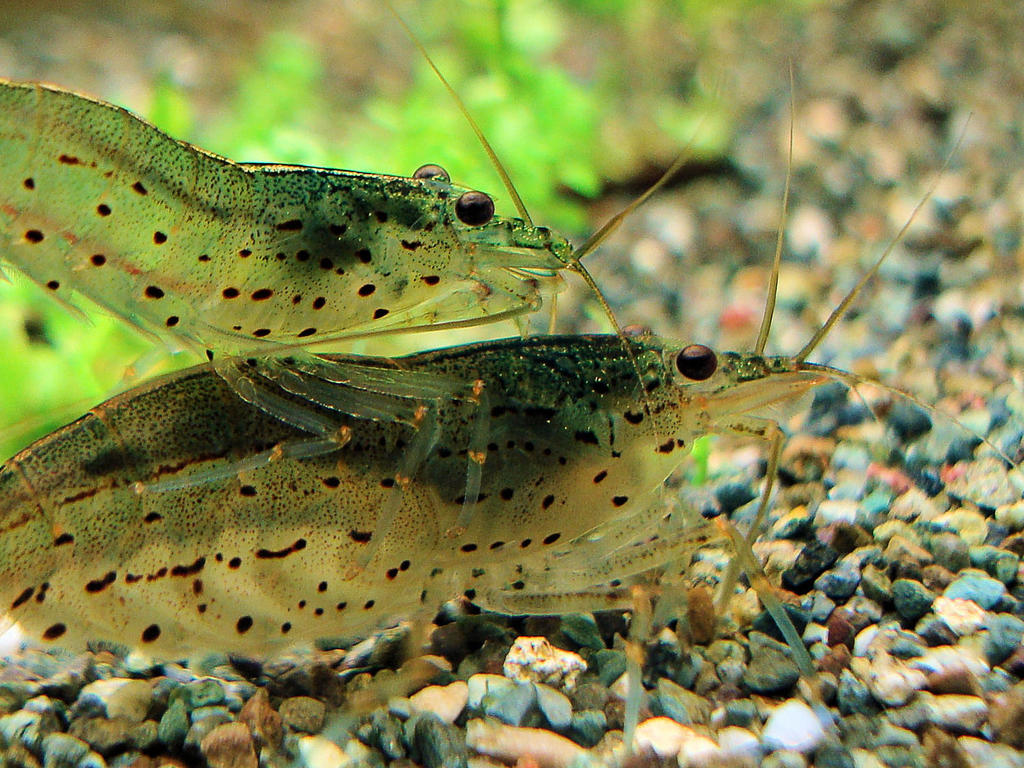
[0,335,823,656]
[0,79,572,353]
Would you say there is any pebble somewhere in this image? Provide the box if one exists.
[185,679,225,709]
[411,712,469,768]
[717,725,760,762]
[863,658,926,707]
[919,692,988,733]
[466,674,515,710]
[943,569,1007,609]
[892,579,934,621]
[77,679,152,723]
[200,721,258,768]
[297,734,350,768]
[945,458,1017,510]
[655,677,712,726]
[466,718,584,768]
[482,680,536,726]
[741,633,800,695]
[932,596,987,636]
[503,637,586,689]
[237,687,282,751]
[568,709,606,747]
[534,684,572,730]
[409,680,469,725]
[558,614,605,651]
[983,614,1024,665]
[157,696,189,753]
[279,696,326,733]
[995,500,1024,531]
[815,556,862,601]
[633,716,695,758]
[761,700,826,753]
[970,544,1020,584]
[40,732,90,767]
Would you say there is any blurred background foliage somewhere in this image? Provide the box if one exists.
[0,0,816,457]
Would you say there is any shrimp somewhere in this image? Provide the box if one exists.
[0,333,827,657]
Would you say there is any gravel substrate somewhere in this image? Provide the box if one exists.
[2,0,1024,766]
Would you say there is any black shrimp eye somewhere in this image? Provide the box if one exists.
[676,344,717,381]
[412,164,450,183]
[455,191,495,226]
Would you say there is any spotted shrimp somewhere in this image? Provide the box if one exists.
[0,333,828,657]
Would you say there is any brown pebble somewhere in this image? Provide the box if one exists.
[922,726,973,768]
[920,563,956,592]
[990,688,1024,748]
[815,644,852,677]
[826,612,854,648]
[238,688,282,750]
[926,665,982,697]
[686,585,716,645]
[200,722,258,768]
[278,696,326,734]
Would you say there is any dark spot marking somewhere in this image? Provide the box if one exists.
[329,223,346,236]
[11,587,34,609]
[165,316,179,327]
[85,570,117,593]
[198,603,207,613]
[624,411,644,424]
[58,154,80,165]
[358,283,376,297]
[276,219,303,231]
[543,533,561,545]
[22,178,34,190]
[374,211,388,222]
[315,607,323,616]
[239,485,257,496]
[296,249,310,261]
[236,616,253,633]
[153,231,167,244]
[193,579,203,594]
[54,533,74,546]
[575,430,599,445]
[141,624,160,643]
[318,581,328,592]
[380,478,395,488]
[252,328,271,337]
[336,602,347,611]
[297,327,316,337]
[251,288,274,301]
[500,488,514,501]
[132,181,148,195]
[298,600,306,609]
[144,285,164,299]
[521,539,532,548]
[43,623,66,640]
[593,470,608,483]
[292,294,303,305]
[593,380,610,395]
[400,560,410,571]
[364,600,375,609]
[612,496,629,507]
[319,257,333,270]
[222,287,240,299]
[386,568,398,580]
[401,240,422,251]
[239,249,252,258]
[144,512,163,523]
[512,580,525,590]
[422,275,440,286]
[460,543,478,553]
[312,297,326,310]
[276,252,287,260]
[90,254,106,266]
[228,557,242,569]
[322,476,340,488]
[281,622,291,633]
[170,557,205,577]
[349,530,372,544]
[355,248,371,264]
[373,308,389,319]
[46,280,59,290]
[96,204,111,216]
[198,253,210,262]
[255,539,306,559]
[542,495,555,510]
[25,230,44,243]
[657,439,675,454]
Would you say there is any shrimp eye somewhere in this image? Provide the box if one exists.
[413,164,450,183]
[676,344,717,380]
[455,191,495,226]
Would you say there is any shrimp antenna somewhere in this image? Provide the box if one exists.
[384,0,534,225]
[754,64,794,355]
[795,116,971,364]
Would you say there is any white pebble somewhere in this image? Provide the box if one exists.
[717,726,761,760]
[920,693,988,733]
[634,717,693,758]
[761,700,826,753]
[466,718,583,768]
[409,681,468,724]
[297,735,351,768]
[503,637,586,689]
[867,660,927,707]
[78,678,152,722]
[932,596,987,636]
[467,674,515,709]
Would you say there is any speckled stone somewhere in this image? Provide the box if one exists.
[200,721,258,768]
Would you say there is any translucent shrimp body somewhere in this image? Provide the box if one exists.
[0,79,571,353]
[0,335,823,656]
